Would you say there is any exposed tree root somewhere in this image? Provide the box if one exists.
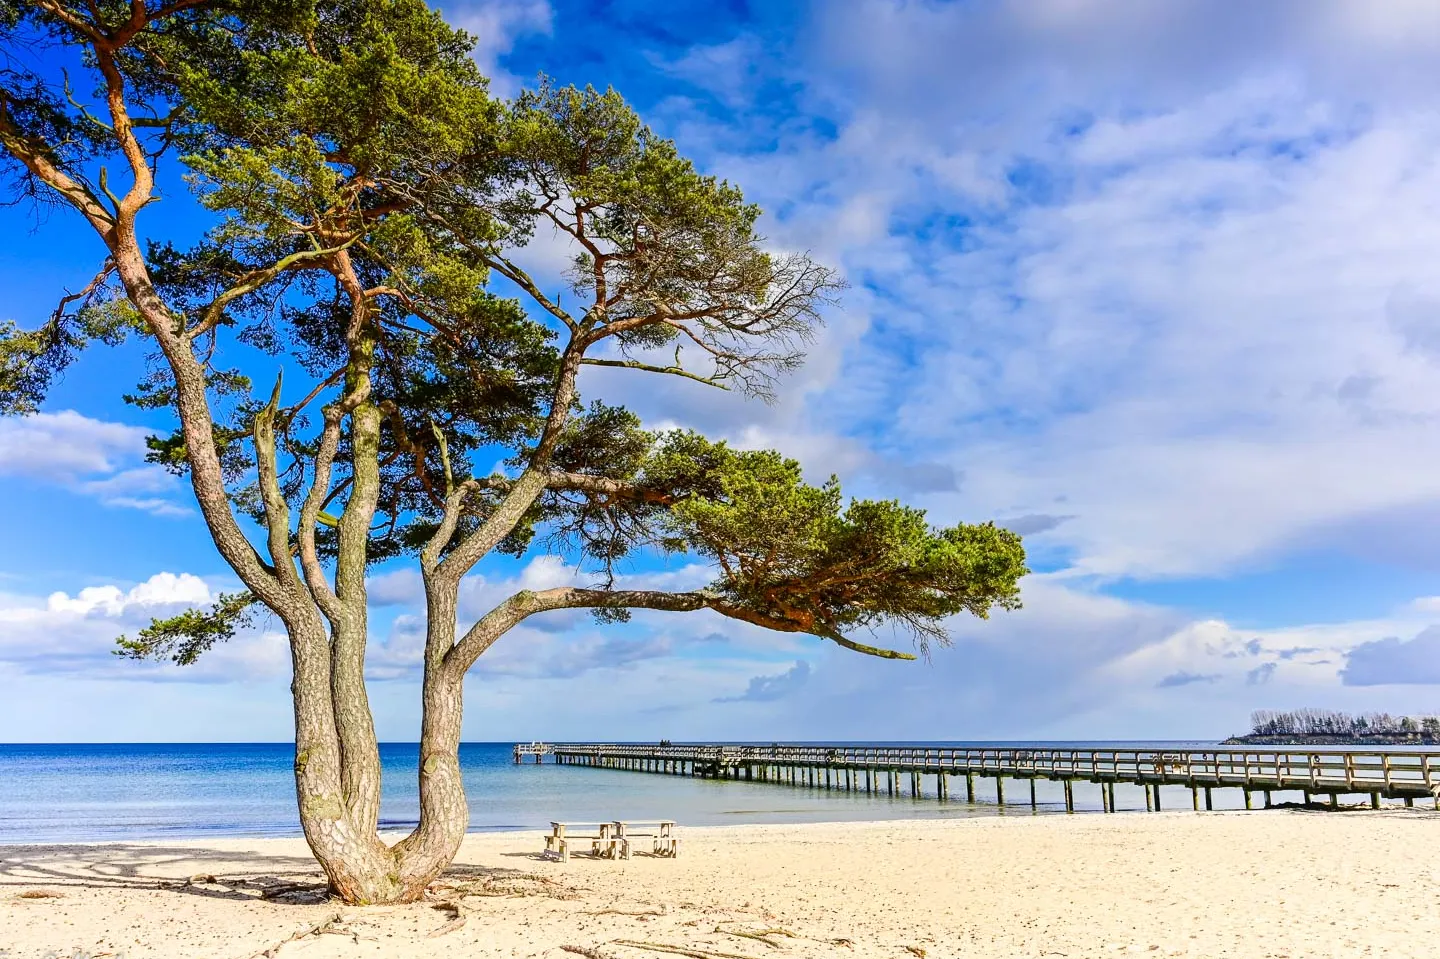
[176,874,329,904]
[258,882,328,901]
[563,946,615,959]
[585,906,668,917]
[715,926,797,949]
[433,873,579,900]
[250,912,344,958]
[427,899,468,937]
[612,939,762,959]
[427,916,467,938]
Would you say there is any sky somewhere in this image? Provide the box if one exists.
[6,0,1440,742]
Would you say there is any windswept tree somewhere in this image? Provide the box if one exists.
[0,0,1027,903]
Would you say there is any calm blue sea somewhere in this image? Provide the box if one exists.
[0,741,1223,843]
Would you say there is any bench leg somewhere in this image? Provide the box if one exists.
[559,839,570,864]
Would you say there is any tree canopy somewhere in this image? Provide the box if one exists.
[0,0,1024,662]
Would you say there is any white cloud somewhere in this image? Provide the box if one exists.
[0,572,286,682]
[43,571,211,616]
[747,577,1440,740]
[714,660,811,704]
[451,0,552,97]
[0,412,190,516]
[367,568,425,607]
[653,35,766,108]
[1343,627,1440,685]
[0,411,147,478]
[877,97,1440,578]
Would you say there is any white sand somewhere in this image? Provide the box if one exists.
[3,810,1437,958]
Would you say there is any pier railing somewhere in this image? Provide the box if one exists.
[541,742,1440,808]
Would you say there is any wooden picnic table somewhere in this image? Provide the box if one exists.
[545,821,622,862]
[544,820,680,861]
[612,820,679,859]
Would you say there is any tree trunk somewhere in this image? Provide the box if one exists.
[282,612,401,904]
[390,580,471,895]
[288,584,470,905]
[295,770,407,903]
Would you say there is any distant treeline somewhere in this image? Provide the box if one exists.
[1234,709,1440,743]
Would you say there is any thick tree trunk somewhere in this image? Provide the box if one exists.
[294,756,404,903]
[284,612,400,904]
[291,588,470,905]
[390,581,470,895]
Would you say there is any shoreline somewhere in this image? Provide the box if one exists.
[4,811,1438,957]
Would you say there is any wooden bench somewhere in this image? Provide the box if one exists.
[612,820,679,859]
[544,821,622,862]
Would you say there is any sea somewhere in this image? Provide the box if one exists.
[0,741,1233,843]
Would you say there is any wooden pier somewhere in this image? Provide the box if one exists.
[538,743,1440,811]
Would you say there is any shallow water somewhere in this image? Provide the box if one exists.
[0,740,1247,842]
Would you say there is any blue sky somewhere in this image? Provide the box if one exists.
[6,0,1440,742]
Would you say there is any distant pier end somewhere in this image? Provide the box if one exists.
[514,742,553,764]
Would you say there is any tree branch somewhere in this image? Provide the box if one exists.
[482,252,576,332]
[420,478,479,571]
[252,373,305,590]
[433,343,585,583]
[445,587,707,674]
[465,470,674,504]
[187,241,359,341]
[579,356,730,390]
[444,586,917,676]
[297,404,346,623]
[47,258,116,326]
[0,94,116,232]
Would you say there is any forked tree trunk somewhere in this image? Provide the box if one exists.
[290,586,472,904]
[290,669,470,902]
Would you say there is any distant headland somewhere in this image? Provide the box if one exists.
[1223,709,1440,746]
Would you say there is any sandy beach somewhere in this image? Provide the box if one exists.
[3,809,1437,958]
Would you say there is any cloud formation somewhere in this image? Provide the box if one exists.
[451,0,552,96]
[0,411,146,478]
[0,572,287,682]
[0,411,189,516]
[1342,627,1440,686]
[714,661,811,704]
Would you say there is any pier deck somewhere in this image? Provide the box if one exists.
[535,742,1440,811]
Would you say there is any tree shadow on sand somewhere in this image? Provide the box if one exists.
[0,843,545,905]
